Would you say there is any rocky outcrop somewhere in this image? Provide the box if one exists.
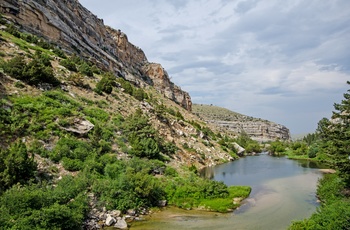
[143,63,192,110]
[0,0,191,110]
[60,118,94,135]
[210,120,291,142]
[192,104,291,142]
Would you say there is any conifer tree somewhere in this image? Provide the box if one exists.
[317,81,350,186]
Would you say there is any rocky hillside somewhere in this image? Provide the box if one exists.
[0,0,192,110]
[0,15,235,170]
[193,104,291,142]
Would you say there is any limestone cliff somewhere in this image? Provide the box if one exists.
[0,0,192,110]
[193,104,291,142]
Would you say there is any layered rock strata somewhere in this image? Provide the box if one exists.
[0,0,192,110]
[192,104,291,142]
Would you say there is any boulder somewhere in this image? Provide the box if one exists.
[61,118,94,135]
[114,217,128,229]
[110,210,121,217]
[233,143,245,156]
[158,200,167,207]
[126,209,136,216]
[105,214,116,226]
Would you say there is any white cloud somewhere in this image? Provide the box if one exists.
[79,0,350,134]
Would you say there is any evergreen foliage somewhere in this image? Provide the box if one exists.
[1,52,60,86]
[316,81,350,186]
[0,141,37,193]
[122,109,162,159]
[94,72,116,94]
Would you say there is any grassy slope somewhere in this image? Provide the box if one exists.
[0,21,252,229]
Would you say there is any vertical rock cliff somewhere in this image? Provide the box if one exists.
[0,0,192,110]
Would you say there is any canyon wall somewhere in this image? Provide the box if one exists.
[193,104,291,142]
[0,0,192,110]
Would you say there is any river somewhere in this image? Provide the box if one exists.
[130,154,324,230]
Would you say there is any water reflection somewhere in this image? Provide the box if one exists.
[132,154,323,230]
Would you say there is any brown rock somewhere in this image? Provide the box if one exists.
[0,0,191,110]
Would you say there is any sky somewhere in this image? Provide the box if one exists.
[79,0,350,135]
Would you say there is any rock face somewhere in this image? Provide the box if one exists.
[143,63,192,111]
[0,0,192,110]
[212,120,291,142]
[192,104,291,142]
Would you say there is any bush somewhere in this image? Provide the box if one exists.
[122,110,163,159]
[78,62,93,77]
[83,107,109,122]
[161,141,178,156]
[50,137,92,163]
[0,141,37,193]
[5,24,20,37]
[117,78,133,95]
[95,73,116,94]
[308,144,318,158]
[0,175,89,229]
[53,47,67,58]
[1,55,26,78]
[62,157,84,171]
[133,87,148,101]
[93,163,165,212]
[67,73,87,88]
[163,175,248,211]
[24,57,60,86]
[60,59,77,71]
[2,54,60,86]
[268,140,286,155]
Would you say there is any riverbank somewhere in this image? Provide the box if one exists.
[129,154,323,230]
[289,173,350,229]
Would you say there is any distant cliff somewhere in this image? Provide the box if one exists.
[0,0,192,110]
[193,104,291,142]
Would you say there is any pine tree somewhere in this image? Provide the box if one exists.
[318,81,350,186]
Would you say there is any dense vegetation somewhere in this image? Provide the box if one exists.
[266,82,350,229]
[0,17,251,229]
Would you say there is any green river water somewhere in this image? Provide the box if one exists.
[130,154,324,230]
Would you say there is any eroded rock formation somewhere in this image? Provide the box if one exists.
[143,63,192,111]
[0,0,192,110]
[193,104,291,142]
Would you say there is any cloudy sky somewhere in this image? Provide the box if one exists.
[79,0,350,135]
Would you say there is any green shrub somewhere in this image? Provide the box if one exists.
[0,141,37,193]
[95,72,116,94]
[24,57,60,86]
[62,157,84,171]
[50,137,92,163]
[133,87,148,101]
[93,166,165,212]
[1,55,26,78]
[83,107,109,122]
[268,140,286,155]
[122,110,163,159]
[53,47,67,58]
[164,175,245,211]
[60,59,77,71]
[161,141,178,155]
[0,175,89,229]
[78,62,93,77]
[164,167,178,177]
[2,54,60,86]
[5,24,20,37]
[308,144,318,158]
